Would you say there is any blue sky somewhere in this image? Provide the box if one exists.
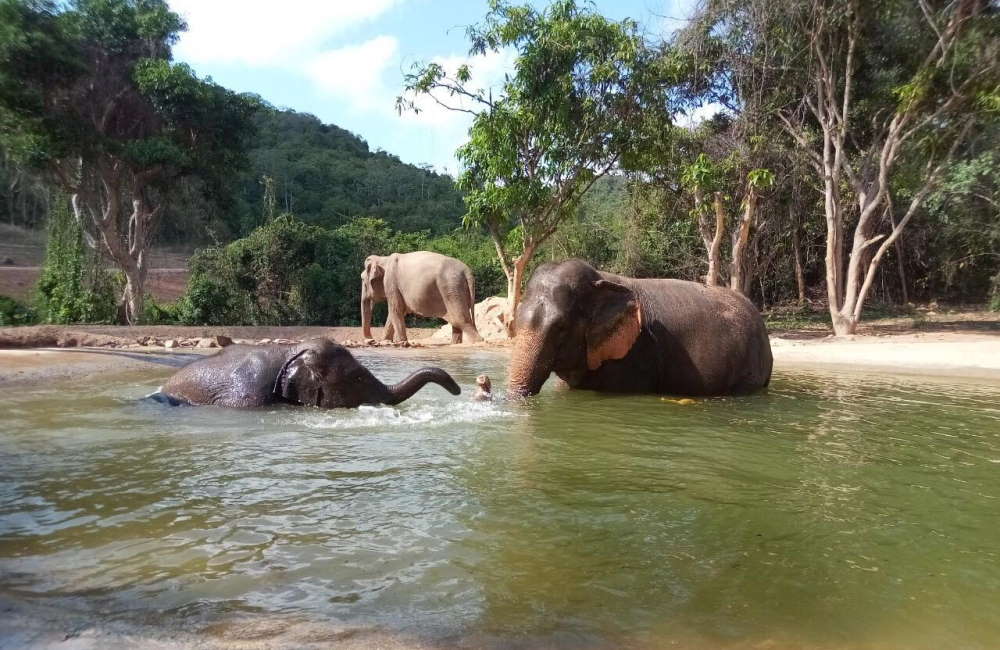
[168,0,698,175]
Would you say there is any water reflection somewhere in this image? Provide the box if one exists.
[1,351,999,648]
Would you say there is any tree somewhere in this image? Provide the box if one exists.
[773,0,997,334]
[0,0,260,323]
[398,0,670,318]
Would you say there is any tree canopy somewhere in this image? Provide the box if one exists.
[399,0,672,315]
[0,0,260,323]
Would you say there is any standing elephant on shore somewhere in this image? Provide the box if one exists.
[154,339,461,408]
[361,251,481,344]
[507,260,772,397]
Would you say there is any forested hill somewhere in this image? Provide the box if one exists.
[229,110,465,237]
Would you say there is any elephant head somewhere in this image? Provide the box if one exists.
[508,260,642,397]
[277,339,460,408]
[360,255,387,339]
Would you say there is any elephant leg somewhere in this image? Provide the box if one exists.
[387,301,408,343]
[382,320,395,342]
[451,324,462,344]
[460,322,482,344]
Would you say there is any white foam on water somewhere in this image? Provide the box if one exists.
[292,399,517,431]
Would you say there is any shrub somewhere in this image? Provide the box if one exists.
[0,295,37,326]
[35,196,119,323]
[177,213,511,326]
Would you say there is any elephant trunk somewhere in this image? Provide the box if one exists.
[381,367,461,405]
[507,329,552,397]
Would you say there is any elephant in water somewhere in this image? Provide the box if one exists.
[361,251,481,344]
[154,339,461,408]
[507,259,773,397]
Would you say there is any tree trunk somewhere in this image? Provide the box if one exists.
[890,210,908,304]
[730,189,756,295]
[121,262,147,326]
[506,244,535,335]
[695,189,726,287]
[792,214,806,306]
[71,184,157,325]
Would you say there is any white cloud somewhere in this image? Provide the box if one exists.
[171,0,399,66]
[305,36,399,109]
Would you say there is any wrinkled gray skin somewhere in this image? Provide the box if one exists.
[158,339,461,408]
[361,251,481,344]
[508,260,773,397]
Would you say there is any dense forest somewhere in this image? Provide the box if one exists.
[2,108,466,242]
[0,0,996,330]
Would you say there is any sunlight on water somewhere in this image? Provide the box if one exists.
[1,347,999,648]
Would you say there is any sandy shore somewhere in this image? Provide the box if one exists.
[770,331,1000,380]
[1,328,999,386]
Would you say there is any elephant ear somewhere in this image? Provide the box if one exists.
[585,279,643,371]
[273,348,316,401]
[364,257,384,282]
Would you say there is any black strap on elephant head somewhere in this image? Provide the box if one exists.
[272,348,311,399]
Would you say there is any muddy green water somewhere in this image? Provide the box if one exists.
[1,349,999,648]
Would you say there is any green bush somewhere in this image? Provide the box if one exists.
[177,213,506,326]
[0,295,37,326]
[35,196,119,323]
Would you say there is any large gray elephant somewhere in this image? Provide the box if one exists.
[507,260,772,397]
[361,251,481,344]
[155,339,461,408]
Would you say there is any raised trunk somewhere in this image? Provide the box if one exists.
[382,367,461,405]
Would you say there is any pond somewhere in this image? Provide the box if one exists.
[1,348,999,648]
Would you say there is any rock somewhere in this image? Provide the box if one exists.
[197,337,218,348]
[430,296,511,344]
[163,339,179,349]
[364,338,376,346]
[259,338,272,344]
[214,335,233,347]
[1,257,14,265]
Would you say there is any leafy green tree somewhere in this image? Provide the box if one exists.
[770,0,995,333]
[0,0,260,324]
[398,0,671,317]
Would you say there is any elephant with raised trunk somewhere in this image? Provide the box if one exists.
[155,339,461,408]
[507,260,772,397]
[361,251,481,344]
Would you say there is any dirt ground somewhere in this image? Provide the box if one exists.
[0,225,193,302]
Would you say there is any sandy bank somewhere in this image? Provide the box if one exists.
[0,327,1000,385]
[770,331,1000,379]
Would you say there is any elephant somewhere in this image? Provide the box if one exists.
[507,260,773,397]
[361,251,482,344]
[154,338,461,408]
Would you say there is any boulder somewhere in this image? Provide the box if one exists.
[429,296,511,343]
[214,335,234,347]
[197,337,218,348]
[163,339,179,349]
